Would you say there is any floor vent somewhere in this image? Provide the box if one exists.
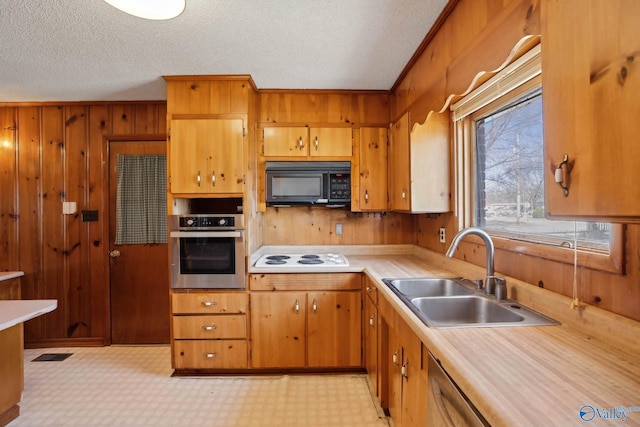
[32,353,73,362]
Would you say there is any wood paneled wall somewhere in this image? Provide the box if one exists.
[401,0,640,322]
[263,209,414,246]
[0,102,166,345]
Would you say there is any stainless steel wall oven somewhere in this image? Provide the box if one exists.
[169,214,245,289]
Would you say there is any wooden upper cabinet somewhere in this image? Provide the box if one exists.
[169,118,244,194]
[261,126,353,158]
[262,127,308,157]
[542,0,640,221]
[389,112,450,213]
[309,128,353,157]
[353,127,388,212]
[389,113,411,211]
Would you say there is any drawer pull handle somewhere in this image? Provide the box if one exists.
[312,298,317,314]
[392,350,399,365]
[203,353,219,359]
[366,286,374,293]
[295,299,300,314]
[202,325,218,331]
[201,301,218,307]
[369,316,375,327]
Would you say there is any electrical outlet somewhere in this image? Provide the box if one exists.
[439,227,446,243]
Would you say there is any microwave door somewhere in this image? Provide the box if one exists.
[268,172,325,204]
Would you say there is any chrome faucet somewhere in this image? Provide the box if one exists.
[445,227,501,296]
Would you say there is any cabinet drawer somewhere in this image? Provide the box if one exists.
[250,273,361,291]
[173,315,247,339]
[173,340,248,369]
[172,293,247,314]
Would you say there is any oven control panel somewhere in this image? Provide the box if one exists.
[171,214,244,230]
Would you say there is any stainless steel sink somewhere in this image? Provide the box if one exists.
[382,277,558,328]
[382,277,475,298]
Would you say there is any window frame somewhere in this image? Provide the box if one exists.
[451,46,624,274]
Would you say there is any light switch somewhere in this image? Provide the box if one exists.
[336,223,343,235]
[63,202,77,215]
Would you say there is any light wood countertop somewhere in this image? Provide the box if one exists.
[0,300,57,332]
[250,246,640,426]
[0,272,24,282]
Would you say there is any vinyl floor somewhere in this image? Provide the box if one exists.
[9,345,390,427]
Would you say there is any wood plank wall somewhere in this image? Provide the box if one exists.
[258,90,415,246]
[0,103,166,345]
[395,0,640,322]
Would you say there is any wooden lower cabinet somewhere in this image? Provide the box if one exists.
[364,279,380,397]
[173,340,248,369]
[171,291,248,370]
[379,293,428,427]
[249,273,362,369]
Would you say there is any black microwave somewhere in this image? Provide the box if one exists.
[265,161,351,206]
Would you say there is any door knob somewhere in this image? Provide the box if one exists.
[109,249,121,258]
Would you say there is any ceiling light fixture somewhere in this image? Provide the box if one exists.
[104,0,185,20]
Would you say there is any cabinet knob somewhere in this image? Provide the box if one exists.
[554,153,570,197]
[201,301,218,307]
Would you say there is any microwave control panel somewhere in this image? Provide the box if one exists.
[330,174,351,200]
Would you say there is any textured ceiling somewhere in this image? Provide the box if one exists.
[0,0,448,102]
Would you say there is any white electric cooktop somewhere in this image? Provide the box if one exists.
[254,253,349,268]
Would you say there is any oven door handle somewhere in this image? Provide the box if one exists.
[170,231,243,238]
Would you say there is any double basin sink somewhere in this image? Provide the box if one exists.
[382,277,558,328]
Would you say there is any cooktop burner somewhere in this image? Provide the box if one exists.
[298,258,324,265]
[255,253,349,268]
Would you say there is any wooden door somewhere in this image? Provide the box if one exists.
[390,114,411,211]
[250,292,306,368]
[307,291,362,367]
[109,140,169,344]
[309,128,353,157]
[262,127,309,157]
[357,127,388,211]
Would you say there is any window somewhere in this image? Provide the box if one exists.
[452,45,622,272]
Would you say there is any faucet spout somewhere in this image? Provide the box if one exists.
[445,227,496,293]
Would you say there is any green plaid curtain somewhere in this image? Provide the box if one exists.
[115,155,167,245]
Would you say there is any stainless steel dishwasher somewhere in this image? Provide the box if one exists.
[428,353,490,427]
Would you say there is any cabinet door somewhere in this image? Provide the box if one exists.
[208,118,244,193]
[542,0,640,220]
[307,291,362,367]
[387,328,404,426]
[250,292,306,368]
[390,113,411,211]
[169,118,244,194]
[364,293,379,397]
[262,127,308,157]
[169,118,208,193]
[309,128,353,157]
[400,326,427,427]
[356,127,388,211]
